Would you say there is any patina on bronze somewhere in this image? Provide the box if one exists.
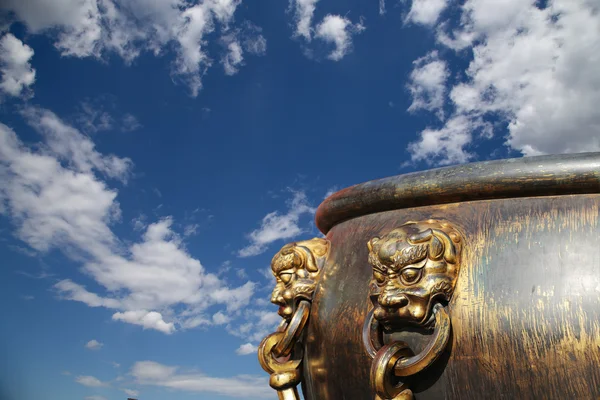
[260,152,600,399]
[366,220,462,399]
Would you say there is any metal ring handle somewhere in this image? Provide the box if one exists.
[258,332,303,374]
[273,300,311,358]
[363,308,384,358]
[371,341,414,399]
[394,303,451,377]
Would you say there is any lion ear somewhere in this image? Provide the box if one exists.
[367,237,379,252]
[300,248,319,273]
[429,229,457,263]
[410,229,457,264]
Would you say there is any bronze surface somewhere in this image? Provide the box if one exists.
[303,194,600,399]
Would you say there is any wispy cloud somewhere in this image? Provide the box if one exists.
[75,375,109,388]
[131,360,272,398]
[0,108,256,334]
[85,339,103,350]
[238,191,315,257]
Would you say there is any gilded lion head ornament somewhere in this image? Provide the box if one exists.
[270,238,330,321]
[367,220,462,329]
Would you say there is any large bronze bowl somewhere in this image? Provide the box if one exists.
[258,153,600,400]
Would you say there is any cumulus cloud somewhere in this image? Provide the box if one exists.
[289,0,365,60]
[85,339,103,350]
[131,360,272,398]
[406,0,600,165]
[75,375,109,387]
[238,191,315,257]
[236,343,258,355]
[406,0,449,26]
[0,0,266,96]
[112,310,175,334]
[407,51,449,119]
[291,0,319,40]
[0,33,35,98]
[0,108,257,334]
[315,15,366,61]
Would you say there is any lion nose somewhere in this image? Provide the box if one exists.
[270,285,285,305]
[378,291,409,308]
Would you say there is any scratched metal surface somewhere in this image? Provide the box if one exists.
[315,152,600,234]
[303,194,600,399]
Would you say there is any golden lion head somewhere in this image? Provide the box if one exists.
[367,220,462,329]
[270,238,329,321]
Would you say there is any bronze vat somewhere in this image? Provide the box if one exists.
[258,152,600,400]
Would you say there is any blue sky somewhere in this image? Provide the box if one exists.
[0,0,598,399]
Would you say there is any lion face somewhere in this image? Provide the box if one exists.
[270,238,329,321]
[367,221,461,330]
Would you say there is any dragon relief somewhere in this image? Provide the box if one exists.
[367,220,462,331]
[270,237,330,322]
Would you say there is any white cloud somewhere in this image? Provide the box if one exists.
[21,106,132,182]
[0,108,257,335]
[0,33,35,98]
[212,311,230,325]
[0,0,264,96]
[236,343,258,355]
[244,33,267,56]
[221,37,244,76]
[238,191,315,257]
[84,396,107,400]
[291,0,319,40]
[226,309,280,344]
[122,388,139,397]
[112,310,176,334]
[183,223,199,237]
[406,0,449,26]
[219,23,267,76]
[407,0,600,164]
[75,375,108,387]
[121,113,142,132]
[407,115,491,165]
[131,360,272,398]
[379,0,386,15]
[407,51,449,119]
[315,15,365,61]
[289,0,365,61]
[85,339,103,350]
[76,101,114,134]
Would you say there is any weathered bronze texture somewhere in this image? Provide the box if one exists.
[366,221,462,399]
[258,238,330,400]
[259,152,600,399]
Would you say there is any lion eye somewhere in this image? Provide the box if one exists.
[373,270,386,285]
[279,272,293,284]
[400,268,421,284]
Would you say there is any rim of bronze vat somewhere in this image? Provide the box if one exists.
[315,152,600,234]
